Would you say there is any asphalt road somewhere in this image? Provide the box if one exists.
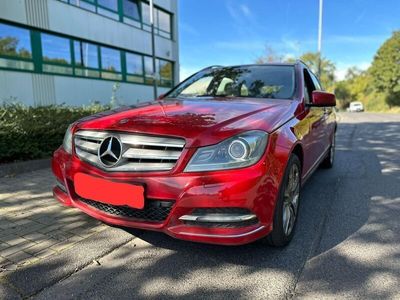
[14,113,400,299]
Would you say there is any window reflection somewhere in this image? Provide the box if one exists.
[74,41,99,69]
[41,33,71,64]
[0,23,32,58]
[101,47,121,72]
[123,0,140,20]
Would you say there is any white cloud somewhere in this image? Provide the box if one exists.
[325,35,387,45]
[335,62,371,80]
[239,4,252,17]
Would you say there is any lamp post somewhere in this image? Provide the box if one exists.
[150,0,158,99]
[317,0,323,77]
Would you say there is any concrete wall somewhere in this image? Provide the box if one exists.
[0,70,170,106]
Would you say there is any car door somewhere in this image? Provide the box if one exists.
[301,69,327,173]
[310,71,333,153]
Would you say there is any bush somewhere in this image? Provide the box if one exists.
[0,103,109,163]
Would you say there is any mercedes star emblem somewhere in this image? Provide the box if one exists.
[98,136,122,167]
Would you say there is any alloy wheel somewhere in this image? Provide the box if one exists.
[282,163,300,236]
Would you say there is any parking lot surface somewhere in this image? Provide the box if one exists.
[1,112,399,299]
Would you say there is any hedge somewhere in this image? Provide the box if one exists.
[0,103,109,164]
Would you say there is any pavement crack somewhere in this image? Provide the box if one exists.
[26,234,140,299]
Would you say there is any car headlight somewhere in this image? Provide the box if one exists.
[62,124,74,154]
[184,130,268,172]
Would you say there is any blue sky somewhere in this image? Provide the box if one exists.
[178,0,399,80]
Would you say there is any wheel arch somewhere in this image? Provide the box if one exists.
[291,143,304,175]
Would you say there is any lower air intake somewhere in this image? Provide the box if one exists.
[79,198,174,222]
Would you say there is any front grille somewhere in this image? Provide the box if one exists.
[79,198,174,222]
[74,130,185,172]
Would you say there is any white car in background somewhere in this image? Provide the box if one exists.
[347,101,364,112]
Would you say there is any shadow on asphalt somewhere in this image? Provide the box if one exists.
[3,119,399,299]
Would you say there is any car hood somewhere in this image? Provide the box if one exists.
[77,98,299,147]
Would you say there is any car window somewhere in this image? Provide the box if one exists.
[303,69,315,104]
[180,76,213,97]
[216,77,234,96]
[310,72,323,90]
[167,65,296,100]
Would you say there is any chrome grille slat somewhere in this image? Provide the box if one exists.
[75,139,100,154]
[123,148,181,160]
[120,135,185,149]
[74,130,185,172]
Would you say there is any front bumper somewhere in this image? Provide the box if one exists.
[52,147,278,245]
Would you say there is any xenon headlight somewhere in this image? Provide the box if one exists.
[185,130,268,172]
[62,123,74,154]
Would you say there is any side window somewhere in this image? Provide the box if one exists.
[216,78,234,95]
[303,69,315,104]
[310,72,322,91]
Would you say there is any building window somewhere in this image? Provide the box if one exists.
[41,33,73,75]
[97,0,119,19]
[123,0,141,27]
[69,0,96,13]
[0,21,174,87]
[126,52,144,83]
[159,59,172,87]
[144,56,154,84]
[157,10,171,39]
[100,46,122,80]
[141,3,172,38]
[74,41,100,77]
[144,57,173,87]
[60,0,173,40]
[0,23,33,70]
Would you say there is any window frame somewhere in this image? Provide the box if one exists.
[59,0,174,40]
[0,20,174,87]
[0,23,35,71]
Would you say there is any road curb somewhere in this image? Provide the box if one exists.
[0,158,51,178]
[2,227,136,298]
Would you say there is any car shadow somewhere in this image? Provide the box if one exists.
[3,119,399,299]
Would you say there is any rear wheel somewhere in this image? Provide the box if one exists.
[321,133,335,169]
[263,154,301,247]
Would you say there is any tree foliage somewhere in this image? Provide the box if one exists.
[255,49,336,91]
[297,52,336,91]
[0,37,31,58]
[369,31,400,107]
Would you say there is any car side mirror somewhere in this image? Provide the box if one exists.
[157,93,166,100]
[309,91,336,107]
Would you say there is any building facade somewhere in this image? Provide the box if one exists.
[0,0,179,106]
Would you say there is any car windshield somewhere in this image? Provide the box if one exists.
[166,65,296,100]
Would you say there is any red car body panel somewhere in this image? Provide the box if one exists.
[52,63,336,245]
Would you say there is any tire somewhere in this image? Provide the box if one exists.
[321,133,335,169]
[262,154,301,247]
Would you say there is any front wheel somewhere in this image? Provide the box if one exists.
[263,154,301,247]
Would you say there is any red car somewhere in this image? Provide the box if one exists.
[52,61,336,246]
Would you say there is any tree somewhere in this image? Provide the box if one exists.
[298,52,336,91]
[334,81,352,109]
[255,49,336,91]
[255,46,285,64]
[370,31,400,107]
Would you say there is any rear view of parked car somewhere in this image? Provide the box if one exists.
[347,101,364,112]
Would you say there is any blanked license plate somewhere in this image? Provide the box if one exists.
[74,173,144,209]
